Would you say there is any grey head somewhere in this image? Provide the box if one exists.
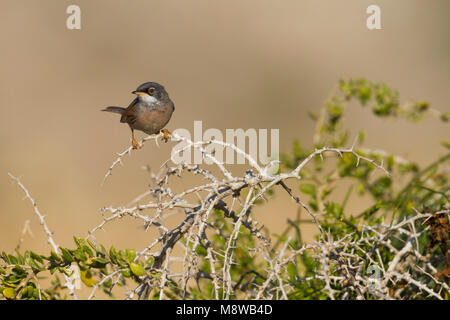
[132,82,171,106]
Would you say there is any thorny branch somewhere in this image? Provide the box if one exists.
[84,131,448,300]
[7,131,449,300]
[8,174,78,300]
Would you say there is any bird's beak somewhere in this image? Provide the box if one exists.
[132,91,147,96]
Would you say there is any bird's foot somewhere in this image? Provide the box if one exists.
[132,137,142,149]
[161,129,171,143]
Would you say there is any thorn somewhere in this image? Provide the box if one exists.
[351,135,358,150]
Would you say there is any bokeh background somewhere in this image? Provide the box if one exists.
[1,0,449,257]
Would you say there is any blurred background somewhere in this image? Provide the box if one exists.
[1,0,449,255]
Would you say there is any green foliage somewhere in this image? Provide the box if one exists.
[278,78,449,299]
[0,236,154,299]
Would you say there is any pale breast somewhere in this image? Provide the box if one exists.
[132,103,174,135]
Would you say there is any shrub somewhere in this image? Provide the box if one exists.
[2,78,448,300]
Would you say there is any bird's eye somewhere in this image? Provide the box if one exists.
[148,87,156,95]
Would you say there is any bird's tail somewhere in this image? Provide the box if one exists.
[102,106,126,114]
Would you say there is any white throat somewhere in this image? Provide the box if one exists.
[139,94,159,105]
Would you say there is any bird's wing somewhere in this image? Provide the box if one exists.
[120,98,139,124]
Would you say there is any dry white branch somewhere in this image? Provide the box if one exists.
[8,173,79,300]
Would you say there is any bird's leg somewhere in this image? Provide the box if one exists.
[161,129,171,143]
[131,129,142,149]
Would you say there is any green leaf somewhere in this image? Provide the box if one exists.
[20,287,28,298]
[370,177,391,197]
[77,261,88,271]
[7,254,18,265]
[1,251,10,263]
[82,245,94,257]
[440,111,449,122]
[90,257,109,269]
[121,269,132,278]
[30,251,44,264]
[25,252,42,270]
[125,249,136,263]
[32,288,40,299]
[415,101,429,111]
[358,131,365,144]
[72,249,87,262]
[98,244,107,256]
[14,250,25,265]
[2,287,15,299]
[80,270,96,287]
[195,246,207,256]
[300,184,317,196]
[27,285,35,297]
[50,250,61,262]
[356,182,366,195]
[441,140,450,150]
[287,262,298,281]
[73,236,82,248]
[145,257,154,269]
[358,86,371,105]
[103,278,113,289]
[12,265,26,275]
[87,239,97,250]
[129,262,145,277]
[109,246,118,264]
[60,248,74,263]
[307,110,318,121]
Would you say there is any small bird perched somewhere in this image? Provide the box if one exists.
[102,82,175,149]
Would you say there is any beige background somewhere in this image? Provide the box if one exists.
[1,1,449,257]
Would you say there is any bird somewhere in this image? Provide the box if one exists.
[102,82,175,149]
